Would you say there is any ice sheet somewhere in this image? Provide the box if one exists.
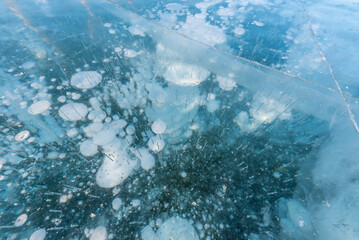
[0,0,358,239]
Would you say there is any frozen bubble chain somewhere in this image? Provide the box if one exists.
[27,100,51,115]
[58,103,88,121]
[151,120,167,134]
[71,71,102,89]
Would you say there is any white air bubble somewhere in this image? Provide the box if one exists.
[126,125,136,135]
[22,61,35,69]
[89,226,107,240]
[80,139,98,157]
[151,120,167,134]
[112,197,122,211]
[67,128,78,138]
[58,96,66,103]
[27,100,51,115]
[156,216,199,240]
[148,136,165,152]
[131,199,141,207]
[14,213,28,227]
[29,228,46,240]
[15,130,30,141]
[59,103,88,121]
[135,148,155,170]
[71,71,102,89]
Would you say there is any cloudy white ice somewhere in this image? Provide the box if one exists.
[0,0,358,239]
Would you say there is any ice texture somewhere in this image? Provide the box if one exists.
[0,0,358,239]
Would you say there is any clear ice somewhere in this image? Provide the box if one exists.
[0,0,359,239]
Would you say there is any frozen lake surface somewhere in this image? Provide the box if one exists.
[0,0,359,239]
